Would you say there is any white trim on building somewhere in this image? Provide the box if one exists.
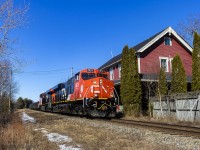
[159,56,169,72]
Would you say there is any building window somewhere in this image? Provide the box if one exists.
[118,64,121,78]
[109,68,114,80]
[159,57,169,72]
[164,37,172,46]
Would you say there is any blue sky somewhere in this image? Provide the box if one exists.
[14,0,200,101]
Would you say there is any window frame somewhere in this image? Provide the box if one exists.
[169,58,173,72]
[159,57,169,72]
[109,67,114,80]
[118,64,121,79]
[164,37,172,46]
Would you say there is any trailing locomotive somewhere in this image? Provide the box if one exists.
[37,68,123,117]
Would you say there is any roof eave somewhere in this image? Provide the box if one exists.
[100,59,121,70]
[137,26,193,53]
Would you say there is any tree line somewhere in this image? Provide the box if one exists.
[120,32,200,117]
[15,97,33,109]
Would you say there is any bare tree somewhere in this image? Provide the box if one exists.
[177,14,200,46]
[0,0,29,58]
[0,0,29,121]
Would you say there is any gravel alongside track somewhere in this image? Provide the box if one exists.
[26,110,200,150]
[61,117,200,150]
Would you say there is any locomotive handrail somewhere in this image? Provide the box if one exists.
[98,103,111,110]
[114,87,120,105]
[83,86,91,98]
[83,86,92,108]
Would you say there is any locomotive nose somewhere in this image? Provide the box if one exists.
[91,77,104,98]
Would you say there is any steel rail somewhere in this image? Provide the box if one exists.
[111,119,200,139]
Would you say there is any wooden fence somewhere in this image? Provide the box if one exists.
[152,92,200,122]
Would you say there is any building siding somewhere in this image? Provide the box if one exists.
[140,36,192,76]
[104,35,192,82]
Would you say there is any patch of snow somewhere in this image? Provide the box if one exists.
[41,129,48,134]
[59,144,81,150]
[34,128,81,150]
[76,144,81,148]
[21,112,35,123]
[46,133,72,143]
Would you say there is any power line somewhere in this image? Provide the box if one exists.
[14,67,81,76]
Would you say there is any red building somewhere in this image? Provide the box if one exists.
[99,26,193,112]
[99,26,192,84]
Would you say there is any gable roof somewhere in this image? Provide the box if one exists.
[99,26,193,70]
[137,26,192,53]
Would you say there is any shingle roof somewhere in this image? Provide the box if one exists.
[99,53,122,70]
[99,28,165,70]
[99,26,192,70]
[133,28,164,52]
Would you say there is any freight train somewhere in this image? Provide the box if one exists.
[30,68,123,117]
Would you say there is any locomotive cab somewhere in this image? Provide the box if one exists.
[72,68,122,117]
[74,69,114,100]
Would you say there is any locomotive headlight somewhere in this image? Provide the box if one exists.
[100,79,103,85]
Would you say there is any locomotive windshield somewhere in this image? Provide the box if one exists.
[97,73,108,79]
[81,73,96,80]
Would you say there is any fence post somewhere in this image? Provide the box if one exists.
[175,98,177,120]
[187,96,199,122]
[167,96,170,116]
[194,95,200,121]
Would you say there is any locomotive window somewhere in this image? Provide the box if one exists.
[75,74,79,81]
[88,73,95,78]
[97,73,108,79]
[82,73,96,80]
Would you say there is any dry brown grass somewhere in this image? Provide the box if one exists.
[0,109,58,150]
[1,109,198,149]
[2,109,191,150]
[25,110,173,150]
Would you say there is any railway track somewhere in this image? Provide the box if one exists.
[32,110,200,138]
[110,119,200,139]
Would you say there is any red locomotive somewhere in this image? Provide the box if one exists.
[37,68,123,117]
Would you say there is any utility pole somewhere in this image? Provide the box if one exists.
[71,67,74,77]
[9,68,12,113]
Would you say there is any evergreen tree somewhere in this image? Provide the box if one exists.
[120,45,130,112]
[23,98,33,108]
[127,48,142,116]
[192,32,200,91]
[158,67,168,95]
[171,55,187,93]
[16,97,24,109]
